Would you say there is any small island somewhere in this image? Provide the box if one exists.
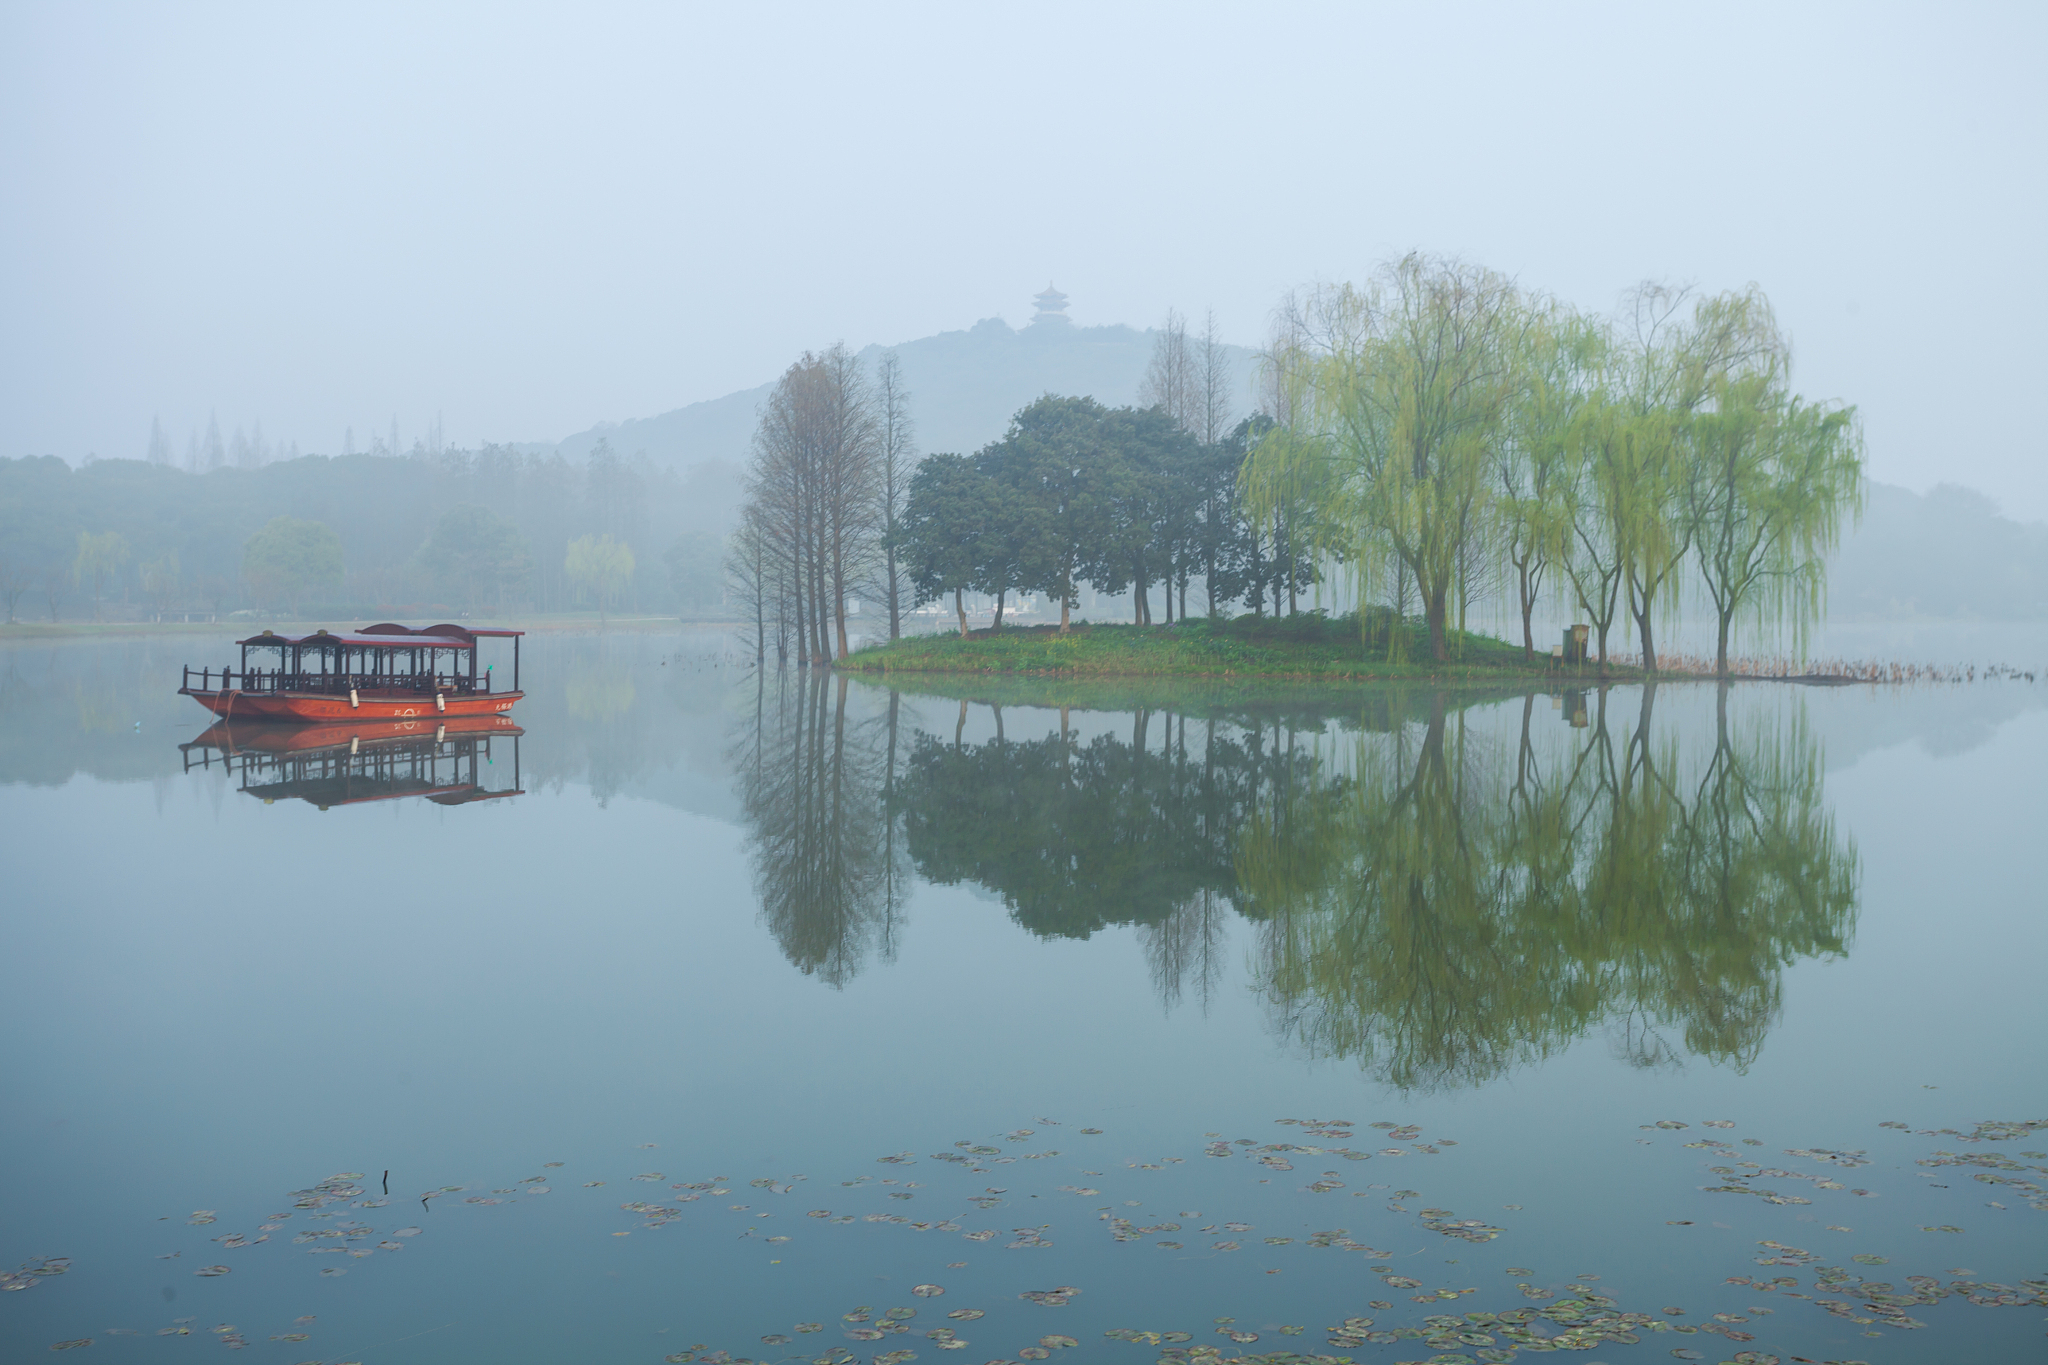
[841,612,1633,682]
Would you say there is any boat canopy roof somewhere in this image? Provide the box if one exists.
[235,623,524,650]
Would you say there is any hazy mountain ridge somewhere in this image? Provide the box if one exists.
[548,316,1264,470]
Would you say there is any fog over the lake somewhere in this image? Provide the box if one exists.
[2,2,2044,519]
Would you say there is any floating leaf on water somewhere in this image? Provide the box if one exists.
[1019,1350,1051,1360]
[50,1341,93,1351]
[193,1265,231,1277]
[1079,1129,1102,1135]
[761,1335,792,1345]
[318,1267,345,1277]
[846,1328,884,1340]
[885,1307,917,1321]
[1852,1254,1888,1264]
[1040,1334,1078,1348]
[1669,1352,1704,1361]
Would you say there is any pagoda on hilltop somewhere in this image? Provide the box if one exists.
[1031,282,1071,325]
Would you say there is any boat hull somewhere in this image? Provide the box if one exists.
[180,688,522,722]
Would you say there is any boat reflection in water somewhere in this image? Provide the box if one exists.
[179,714,524,810]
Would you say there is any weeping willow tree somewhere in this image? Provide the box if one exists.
[1245,255,1524,662]
[1241,686,1859,1091]
[1610,285,1790,671]
[1682,359,1864,675]
[1493,305,1597,661]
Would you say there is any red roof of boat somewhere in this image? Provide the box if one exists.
[235,623,524,649]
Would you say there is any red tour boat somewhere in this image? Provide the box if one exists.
[179,622,524,723]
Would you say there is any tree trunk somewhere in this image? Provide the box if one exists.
[1716,608,1733,677]
[1425,587,1448,662]
[886,545,901,640]
[1636,603,1657,674]
[1519,561,1536,662]
[955,588,968,638]
[993,589,1006,632]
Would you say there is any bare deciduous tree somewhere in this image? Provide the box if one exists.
[1139,308,1196,431]
[874,350,915,640]
[739,344,885,665]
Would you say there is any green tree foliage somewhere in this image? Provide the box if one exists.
[416,505,532,612]
[1077,406,1197,624]
[1683,364,1864,674]
[139,551,181,619]
[564,533,635,622]
[1212,415,1324,618]
[1244,260,1863,673]
[241,516,341,613]
[900,398,1263,634]
[662,529,725,616]
[72,530,131,620]
[898,453,993,637]
[0,444,720,620]
[977,396,1114,632]
[0,555,30,623]
[1247,255,1521,662]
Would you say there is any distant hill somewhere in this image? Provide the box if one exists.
[1828,481,2048,620]
[547,314,1264,476]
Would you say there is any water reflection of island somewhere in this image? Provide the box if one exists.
[734,680,1857,1088]
[179,716,525,810]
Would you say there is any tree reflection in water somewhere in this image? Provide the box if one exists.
[1247,685,1857,1090]
[733,679,1858,1088]
[732,671,909,987]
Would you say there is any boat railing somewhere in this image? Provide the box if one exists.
[180,666,498,696]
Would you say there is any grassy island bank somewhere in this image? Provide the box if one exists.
[842,613,1637,683]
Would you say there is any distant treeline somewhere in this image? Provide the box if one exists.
[0,443,739,623]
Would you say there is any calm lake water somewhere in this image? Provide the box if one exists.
[3,630,2044,1365]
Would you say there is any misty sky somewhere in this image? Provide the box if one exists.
[3,2,2043,518]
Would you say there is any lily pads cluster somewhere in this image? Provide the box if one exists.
[25,1112,2048,1363]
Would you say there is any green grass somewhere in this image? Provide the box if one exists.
[842,611,1634,682]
